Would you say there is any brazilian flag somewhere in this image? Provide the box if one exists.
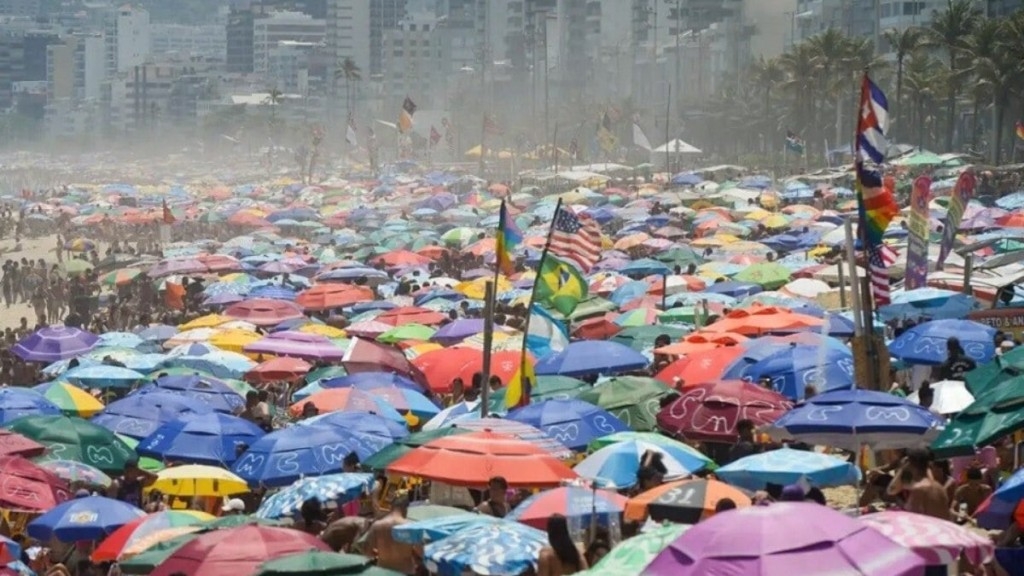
[536,255,587,315]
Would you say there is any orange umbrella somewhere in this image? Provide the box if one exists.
[655,332,749,356]
[387,430,577,488]
[624,478,751,523]
[371,250,433,268]
[654,346,745,387]
[412,347,533,393]
[244,357,311,385]
[289,388,391,418]
[376,306,448,327]
[702,305,822,336]
[296,284,375,311]
[416,246,449,259]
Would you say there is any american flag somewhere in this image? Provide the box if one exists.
[867,245,893,306]
[549,208,601,273]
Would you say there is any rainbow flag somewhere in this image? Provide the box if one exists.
[1016,120,1024,141]
[855,163,899,248]
[495,200,522,276]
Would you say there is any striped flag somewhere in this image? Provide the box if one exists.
[442,118,455,155]
[867,246,893,306]
[549,208,601,273]
[398,96,416,133]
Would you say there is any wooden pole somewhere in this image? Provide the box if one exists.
[480,280,495,417]
[843,218,863,336]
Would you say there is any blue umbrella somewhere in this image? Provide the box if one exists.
[879,289,979,321]
[430,319,486,345]
[608,281,650,307]
[254,473,375,519]
[671,172,703,186]
[96,332,145,349]
[990,467,1024,505]
[507,399,629,451]
[0,388,61,424]
[159,350,255,379]
[535,341,649,377]
[620,258,673,278]
[61,365,145,389]
[702,281,762,299]
[725,344,856,400]
[248,285,298,301]
[136,412,266,466]
[888,319,996,366]
[574,439,713,489]
[27,496,144,542]
[423,521,546,576]
[91,392,214,439]
[232,424,389,487]
[715,447,862,491]
[145,375,245,413]
[766,389,942,451]
[204,292,246,307]
[299,411,410,442]
[319,372,424,393]
[393,514,501,544]
[41,357,101,378]
[12,326,99,363]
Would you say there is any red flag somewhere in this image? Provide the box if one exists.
[484,114,502,136]
[162,199,175,224]
[429,125,441,146]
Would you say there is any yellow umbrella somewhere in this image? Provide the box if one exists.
[163,328,223,349]
[455,276,513,300]
[207,329,262,354]
[614,233,650,251]
[298,324,347,339]
[690,234,740,248]
[152,465,248,497]
[39,382,105,417]
[761,214,792,229]
[403,342,443,360]
[178,314,230,331]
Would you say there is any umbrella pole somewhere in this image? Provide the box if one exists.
[843,218,863,337]
[480,280,495,418]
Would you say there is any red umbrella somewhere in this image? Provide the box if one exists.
[342,337,428,388]
[296,284,375,311]
[375,306,447,327]
[702,306,822,336]
[412,347,532,393]
[0,455,71,511]
[224,298,304,326]
[244,357,311,385]
[371,250,434,268]
[511,487,628,529]
[0,429,46,458]
[388,431,578,488]
[655,346,745,387]
[196,254,242,273]
[656,380,793,443]
[150,525,330,576]
[572,317,621,340]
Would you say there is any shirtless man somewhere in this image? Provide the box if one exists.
[365,493,415,575]
[950,466,993,521]
[897,448,950,520]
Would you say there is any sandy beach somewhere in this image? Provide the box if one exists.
[0,232,67,331]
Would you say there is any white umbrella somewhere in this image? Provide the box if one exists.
[908,380,974,415]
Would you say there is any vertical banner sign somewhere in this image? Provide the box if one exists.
[905,175,932,290]
[937,170,976,268]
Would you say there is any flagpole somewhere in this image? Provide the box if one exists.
[852,68,879,391]
[479,113,487,177]
[553,122,559,172]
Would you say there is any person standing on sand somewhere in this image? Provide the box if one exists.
[888,448,950,520]
[364,493,416,575]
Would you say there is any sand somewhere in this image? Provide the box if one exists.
[0,233,72,331]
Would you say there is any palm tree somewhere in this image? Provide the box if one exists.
[924,0,981,151]
[903,53,944,149]
[972,16,1024,164]
[965,18,1001,151]
[778,43,819,140]
[750,56,785,148]
[335,57,362,117]
[881,27,923,136]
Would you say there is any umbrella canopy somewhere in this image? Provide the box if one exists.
[907,379,974,415]
[255,551,403,576]
[625,478,751,523]
[535,341,649,377]
[643,502,925,576]
[6,415,137,472]
[224,298,304,326]
[888,319,996,366]
[254,473,375,519]
[12,326,99,362]
[39,460,112,489]
[245,331,345,361]
[581,523,689,576]
[932,377,1024,457]
[716,447,861,492]
[289,388,405,423]
[32,382,105,417]
[147,374,246,414]
[392,513,501,545]
[387,430,578,488]
[0,388,61,425]
[296,284,375,311]
[507,486,628,530]
[136,412,266,466]
[423,521,546,576]
[28,496,144,542]
[576,377,673,432]
[0,429,45,458]
[92,392,215,439]
[62,365,145,389]
[767,389,943,451]
[859,511,994,567]
[574,439,713,489]
[506,399,629,451]
[724,344,856,400]
[152,465,248,497]
[149,525,331,576]
[0,455,71,511]
[656,380,793,443]
[412,347,530,393]
[91,510,213,562]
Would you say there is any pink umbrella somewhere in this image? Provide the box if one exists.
[243,331,344,361]
[223,298,304,326]
[346,320,395,338]
[197,254,242,273]
[147,258,206,278]
[859,510,994,567]
[342,337,427,387]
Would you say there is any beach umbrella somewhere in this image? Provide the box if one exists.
[144,375,246,413]
[529,375,590,402]
[907,379,974,415]
[376,306,448,327]
[393,513,501,544]
[254,473,375,519]
[575,439,712,489]
[159,349,256,379]
[724,344,856,400]
[655,346,747,386]
[12,326,99,362]
[507,486,628,530]
[767,389,942,451]
[412,347,530,393]
[232,424,388,487]
[535,341,649,377]
[656,380,792,443]
[96,331,147,349]
[152,465,248,497]
[61,365,145,389]
[91,510,213,562]
[643,502,924,576]
[6,415,137,472]
[888,319,996,366]
[149,525,331,576]
[116,533,198,574]
[362,387,440,419]
[244,331,346,361]
[878,288,979,321]
[388,430,577,488]
[576,377,672,432]
[430,319,486,345]
[137,413,266,466]
[582,523,689,576]
[0,455,71,511]
[28,495,145,542]
[932,377,1024,457]
[39,459,112,488]
[0,429,45,458]
[245,357,311,384]
[859,511,994,568]
[507,399,629,451]
[377,323,436,344]
[0,388,61,425]
[362,427,468,470]
[716,447,860,491]
[423,521,546,576]
[92,392,214,439]
[224,298,304,326]
[299,411,409,443]
[732,262,792,289]
[289,388,406,423]
[625,478,751,523]
[255,551,403,576]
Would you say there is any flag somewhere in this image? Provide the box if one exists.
[568,137,578,159]
[161,199,175,224]
[549,208,602,273]
[785,130,805,154]
[429,125,441,147]
[495,200,523,276]
[1016,120,1024,141]
[633,122,652,151]
[536,255,587,315]
[505,354,535,409]
[855,72,896,308]
[398,96,416,133]
[938,170,975,267]
[484,114,502,136]
[442,118,456,154]
[598,112,616,152]
[345,115,358,146]
[524,304,569,359]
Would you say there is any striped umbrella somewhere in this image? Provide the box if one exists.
[32,382,104,417]
[424,521,545,576]
[858,511,994,567]
[12,327,99,363]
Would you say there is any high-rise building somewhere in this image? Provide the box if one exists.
[226,5,256,73]
[151,24,228,61]
[0,30,23,109]
[325,0,407,90]
[556,0,601,87]
[104,5,151,77]
[46,33,105,102]
[22,31,61,82]
[252,10,325,80]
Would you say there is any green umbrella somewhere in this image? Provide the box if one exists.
[364,427,469,470]
[732,262,792,290]
[377,324,436,344]
[576,377,673,432]
[256,551,402,576]
[530,375,589,402]
[9,415,137,472]
[580,523,689,576]
[612,326,689,352]
[566,297,617,322]
[656,246,704,268]
[203,515,289,529]
[112,435,164,472]
[118,533,198,574]
[306,366,347,384]
[965,347,1024,395]
[440,227,480,246]
[931,377,1024,458]
[656,307,701,325]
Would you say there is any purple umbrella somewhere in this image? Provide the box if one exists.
[643,502,924,576]
[258,261,301,275]
[244,331,345,361]
[12,327,99,363]
[203,292,246,306]
[147,258,206,278]
[430,319,485,345]
[593,257,631,271]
